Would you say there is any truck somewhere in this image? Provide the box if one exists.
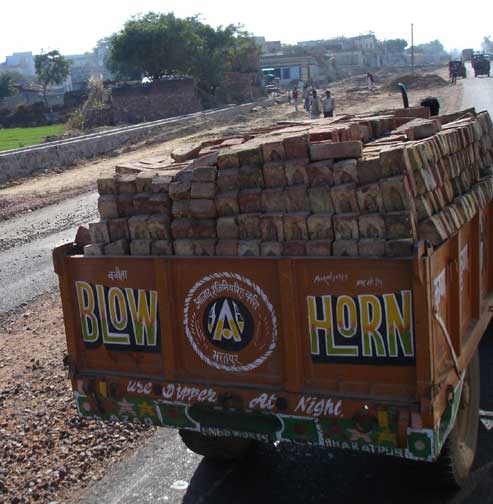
[472,54,491,77]
[53,203,492,489]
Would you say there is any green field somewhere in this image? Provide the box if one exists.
[0,125,65,152]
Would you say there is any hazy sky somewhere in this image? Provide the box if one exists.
[1,0,491,61]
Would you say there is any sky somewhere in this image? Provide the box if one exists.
[1,0,491,62]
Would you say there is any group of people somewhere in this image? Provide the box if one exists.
[287,72,377,120]
[289,86,335,119]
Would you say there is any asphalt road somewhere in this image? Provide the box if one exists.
[0,192,98,316]
[76,73,493,503]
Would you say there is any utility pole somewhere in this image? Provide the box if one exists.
[411,23,415,75]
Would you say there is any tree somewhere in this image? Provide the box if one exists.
[0,71,20,100]
[34,50,71,106]
[106,12,261,99]
[383,39,408,53]
[412,40,446,55]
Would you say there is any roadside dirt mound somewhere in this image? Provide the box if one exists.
[386,73,448,91]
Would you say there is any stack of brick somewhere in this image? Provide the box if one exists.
[83,108,493,259]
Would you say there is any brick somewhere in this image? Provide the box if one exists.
[151,240,174,255]
[357,157,383,185]
[97,174,117,195]
[330,183,359,213]
[104,239,129,256]
[132,193,153,214]
[309,140,363,161]
[217,216,239,240]
[285,185,310,212]
[117,194,135,217]
[108,218,130,241]
[379,146,407,178]
[414,168,436,195]
[285,159,309,186]
[379,176,416,213]
[333,213,359,240]
[306,240,332,256]
[147,215,171,240]
[263,162,287,188]
[359,214,386,239]
[172,199,191,219]
[333,240,358,257]
[215,191,239,216]
[261,188,286,212]
[333,159,358,185]
[306,160,334,186]
[216,240,239,256]
[238,240,260,256]
[283,133,309,159]
[192,165,217,183]
[147,193,170,214]
[171,143,202,162]
[417,215,449,246]
[151,175,173,193]
[135,172,156,193]
[239,189,262,213]
[262,140,286,162]
[84,243,104,256]
[239,165,264,189]
[128,215,150,240]
[217,168,240,192]
[415,194,434,221]
[443,205,462,231]
[169,180,191,200]
[174,239,194,256]
[260,214,284,241]
[237,144,263,166]
[130,239,152,256]
[307,214,334,240]
[116,174,137,194]
[356,183,384,213]
[89,221,110,244]
[171,219,193,239]
[238,214,261,240]
[282,241,307,256]
[261,241,283,256]
[358,239,385,257]
[385,212,417,240]
[191,182,216,199]
[190,199,216,219]
[283,213,309,241]
[308,185,334,213]
[98,195,119,219]
[385,239,414,257]
[217,150,240,170]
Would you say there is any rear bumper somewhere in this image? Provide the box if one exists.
[71,375,463,463]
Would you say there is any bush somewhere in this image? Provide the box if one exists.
[65,108,85,132]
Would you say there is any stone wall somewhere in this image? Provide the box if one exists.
[111,79,203,125]
[0,98,280,185]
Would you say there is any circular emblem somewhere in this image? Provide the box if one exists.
[184,272,278,372]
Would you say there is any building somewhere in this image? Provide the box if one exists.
[259,54,320,86]
[255,37,283,55]
[0,52,36,76]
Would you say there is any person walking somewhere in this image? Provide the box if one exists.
[367,72,375,91]
[303,86,311,112]
[309,89,322,119]
[322,90,335,118]
[450,66,458,85]
[292,87,299,111]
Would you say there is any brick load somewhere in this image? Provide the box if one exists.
[85,108,493,258]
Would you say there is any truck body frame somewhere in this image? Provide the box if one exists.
[53,204,493,463]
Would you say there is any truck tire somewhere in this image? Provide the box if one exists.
[432,350,480,489]
[179,429,255,461]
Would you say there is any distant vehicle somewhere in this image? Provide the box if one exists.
[461,48,474,61]
[472,54,491,77]
[448,60,467,79]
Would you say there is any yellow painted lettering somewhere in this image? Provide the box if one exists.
[108,288,128,331]
[126,289,158,347]
[359,295,386,357]
[97,285,130,345]
[383,291,414,357]
[76,281,99,343]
